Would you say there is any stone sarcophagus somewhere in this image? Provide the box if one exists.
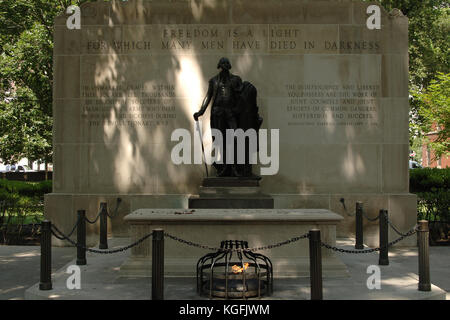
[120,208,348,278]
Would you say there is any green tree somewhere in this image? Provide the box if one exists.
[366,1,449,151]
[414,72,450,160]
[0,22,53,164]
[0,1,93,165]
[367,1,449,88]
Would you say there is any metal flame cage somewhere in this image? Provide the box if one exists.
[196,240,273,299]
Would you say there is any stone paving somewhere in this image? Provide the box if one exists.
[1,238,447,300]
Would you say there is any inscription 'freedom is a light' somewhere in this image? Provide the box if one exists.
[84,25,381,53]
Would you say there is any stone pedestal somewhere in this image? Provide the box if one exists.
[119,209,348,278]
[188,177,274,209]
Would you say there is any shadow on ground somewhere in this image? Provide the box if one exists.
[0,245,75,300]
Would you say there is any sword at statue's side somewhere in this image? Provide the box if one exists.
[195,120,209,177]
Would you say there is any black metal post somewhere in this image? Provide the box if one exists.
[355,201,364,249]
[99,202,108,249]
[378,209,389,266]
[76,210,87,265]
[309,229,323,300]
[39,220,52,290]
[152,229,164,300]
[418,220,431,291]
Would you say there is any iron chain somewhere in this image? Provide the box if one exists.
[164,232,222,251]
[245,233,310,252]
[65,214,81,238]
[48,221,76,241]
[164,231,310,252]
[386,216,416,237]
[50,223,153,254]
[321,225,417,254]
[342,203,377,221]
[106,199,122,219]
[48,217,417,256]
[50,228,67,241]
[340,200,355,217]
[84,210,101,224]
[362,209,380,222]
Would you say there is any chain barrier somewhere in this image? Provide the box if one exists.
[49,215,81,241]
[340,199,355,217]
[362,209,380,222]
[84,210,101,225]
[66,214,81,238]
[50,227,67,241]
[164,216,417,254]
[346,208,377,221]
[386,215,417,237]
[340,200,377,221]
[341,199,378,221]
[321,224,418,254]
[105,198,122,219]
[245,233,310,252]
[346,202,413,236]
[164,232,223,251]
[50,223,153,254]
[164,231,310,252]
[47,214,417,256]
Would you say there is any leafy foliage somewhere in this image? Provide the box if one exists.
[416,190,449,222]
[366,1,449,152]
[414,73,450,159]
[410,167,450,192]
[0,178,52,197]
[410,168,450,222]
[0,178,51,204]
[0,0,94,164]
[367,1,450,88]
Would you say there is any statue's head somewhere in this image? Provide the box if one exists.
[217,57,231,71]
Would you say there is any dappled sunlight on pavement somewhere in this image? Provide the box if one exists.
[0,245,75,300]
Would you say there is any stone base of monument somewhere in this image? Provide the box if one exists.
[119,209,349,278]
[44,192,418,248]
[188,177,274,209]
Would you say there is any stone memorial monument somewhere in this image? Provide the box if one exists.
[48,0,416,276]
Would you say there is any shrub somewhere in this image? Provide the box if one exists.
[0,179,51,199]
[0,189,19,203]
[410,167,450,193]
[410,168,450,222]
[0,179,51,212]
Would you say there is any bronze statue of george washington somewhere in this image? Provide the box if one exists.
[193,57,262,177]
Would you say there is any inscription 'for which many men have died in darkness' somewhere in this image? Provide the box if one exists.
[86,27,380,52]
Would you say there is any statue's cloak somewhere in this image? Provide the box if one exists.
[236,81,263,149]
